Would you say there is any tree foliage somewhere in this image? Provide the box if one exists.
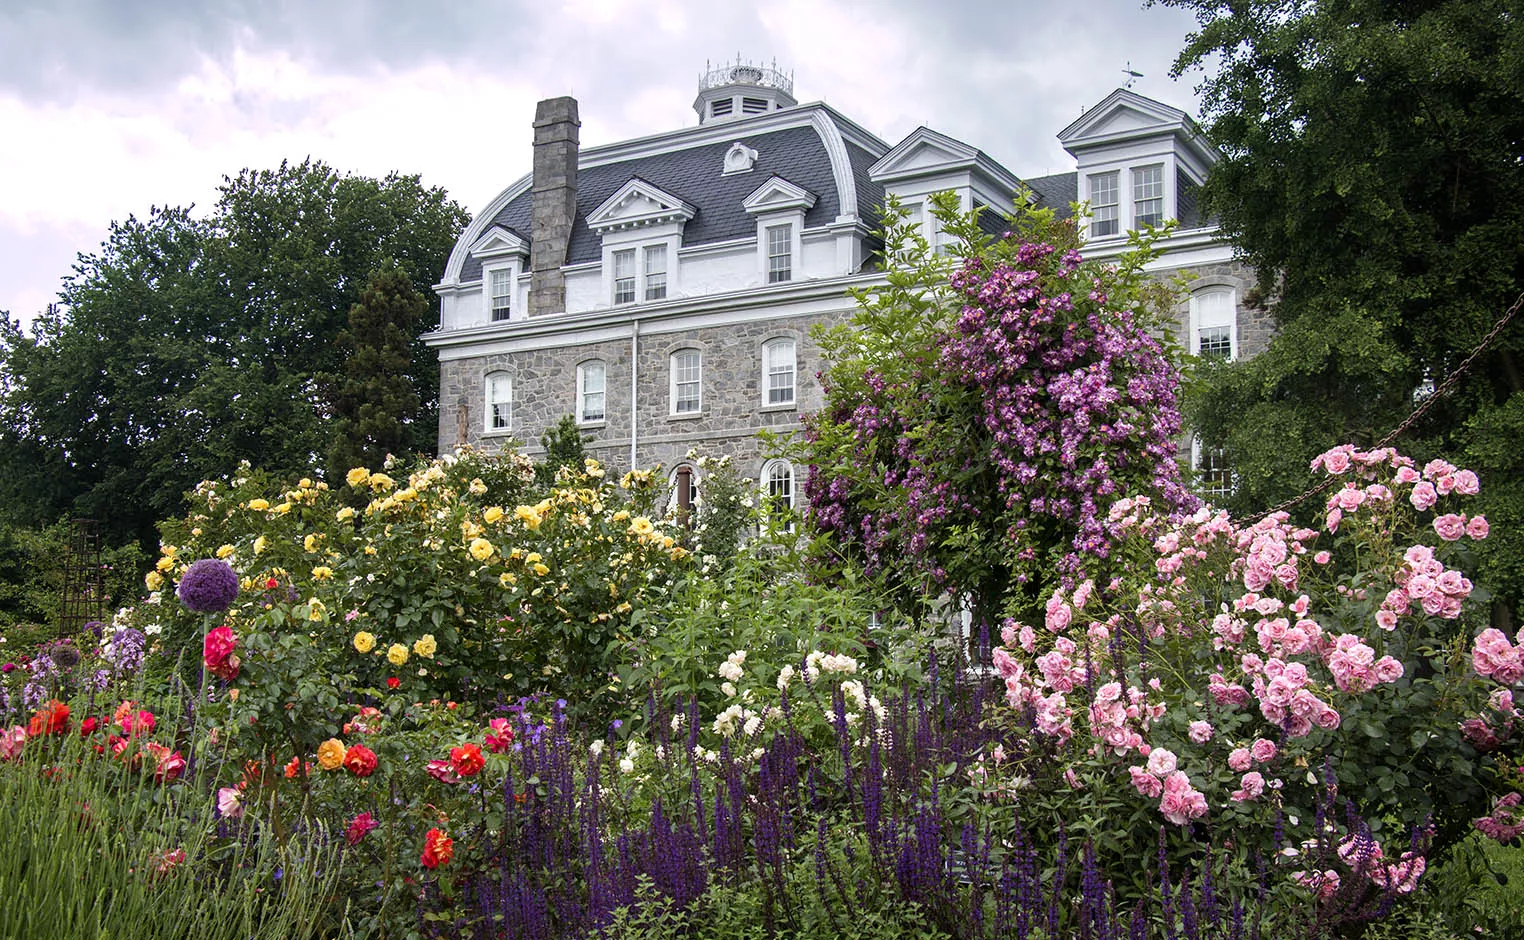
[1160,0,1524,610]
[0,160,468,548]
[803,195,1192,624]
[324,267,429,480]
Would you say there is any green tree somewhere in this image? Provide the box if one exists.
[0,161,468,549]
[1160,0,1524,613]
[324,267,428,479]
[534,415,589,487]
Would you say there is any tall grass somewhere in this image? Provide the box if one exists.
[0,701,350,938]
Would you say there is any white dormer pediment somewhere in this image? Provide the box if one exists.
[868,127,980,184]
[1059,88,1217,173]
[469,226,529,262]
[742,176,818,215]
[587,178,697,234]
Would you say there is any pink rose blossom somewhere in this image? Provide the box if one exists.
[1129,765,1163,798]
[1433,514,1466,542]
[1188,720,1214,744]
[1250,738,1277,764]
[1228,747,1252,772]
[1468,515,1490,540]
[1409,482,1437,511]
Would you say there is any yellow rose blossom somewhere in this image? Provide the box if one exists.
[155,556,175,573]
[387,644,409,666]
[461,521,483,539]
[216,544,236,559]
[253,535,267,555]
[311,566,333,580]
[307,599,327,621]
[531,562,550,577]
[525,552,542,564]
[248,498,270,511]
[468,478,488,495]
[628,516,655,538]
[612,510,630,522]
[336,506,356,522]
[514,505,542,530]
[190,527,202,536]
[298,477,313,489]
[368,473,394,492]
[364,545,377,555]
[145,570,164,591]
[304,533,321,553]
[353,631,376,654]
[413,634,437,658]
[499,572,517,587]
[316,738,347,771]
[469,538,494,562]
[483,506,504,524]
[615,601,632,614]
[394,487,417,502]
[160,544,177,559]
[275,502,292,514]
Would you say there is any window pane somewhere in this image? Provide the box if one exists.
[644,245,667,301]
[490,269,512,321]
[767,224,791,283]
[613,249,636,304]
[672,350,701,413]
[1194,440,1232,502]
[1193,290,1235,360]
[580,362,606,423]
[1089,172,1119,236]
[486,375,511,430]
[765,339,795,405]
[765,461,793,511]
[1198,326,1233,360]
[1134,165,1164,227]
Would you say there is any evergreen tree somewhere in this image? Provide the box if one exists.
[325,268,428,479]
[534,415,588,487]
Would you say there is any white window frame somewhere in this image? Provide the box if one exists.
[766,223,793,283]
[1191,435,1234,504]
[487,267,514,321]
[1133,164,1165,228]
[670,348,702,416]
[1189,287,1238,361]
[605,239,677,307]
[577,360,606,426]
[612,248,637,305]
[485,372,513,434]
[762,337,796,408]
[760,458,795,513]
[1088,171,1120,238]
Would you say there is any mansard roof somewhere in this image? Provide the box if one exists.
[449,104,889,286]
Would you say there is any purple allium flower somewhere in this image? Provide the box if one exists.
[177,558,240,613]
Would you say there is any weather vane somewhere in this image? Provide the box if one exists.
[1122,62,1144,89]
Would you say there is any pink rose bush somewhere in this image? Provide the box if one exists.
[987,444,1516,906]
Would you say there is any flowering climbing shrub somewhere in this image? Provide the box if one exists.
[984,443,1517,915]
[804,195,1193,623]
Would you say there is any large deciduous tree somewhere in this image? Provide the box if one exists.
[1159,0,1524,613]
[0,160,468,548]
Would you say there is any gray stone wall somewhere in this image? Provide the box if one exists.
[1166,259,1271,360]
[438,308,852,483]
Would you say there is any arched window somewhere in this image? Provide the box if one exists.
[577,360,606,424]
[1190,288,1237,361]
[1191,435,1233,503]
[670,349,702,415]
[485,372,512,432]
[761,458,795,513]
[762,338,796,407]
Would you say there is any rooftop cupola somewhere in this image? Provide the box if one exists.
[694,58,796,124]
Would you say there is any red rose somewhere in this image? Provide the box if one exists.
[342,743,378,777]
[120,709,155,737]
[203,625,237,669]
[449,743,485,777]
[146,743,186,783]
[28,700,69,737]
[79,717,100,736]
[485,718,515,753]
[345,812,379,846]
[265,578,279,589]
[387,677,400,689]
[420,828,453,869]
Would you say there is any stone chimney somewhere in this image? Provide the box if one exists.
[529,97,580,317]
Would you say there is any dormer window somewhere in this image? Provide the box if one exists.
[1134,165,1165,228]
[644,245,667,300]
[766,224,792,283]
[612,249,636,305]
[489,269,513,321]
[588,178,694,309]
[1089,171,1120,237]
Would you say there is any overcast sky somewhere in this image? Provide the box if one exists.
[0,0,1212,328]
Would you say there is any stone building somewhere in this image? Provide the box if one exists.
[427,65,1260,506]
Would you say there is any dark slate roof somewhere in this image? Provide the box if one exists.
[461,123,856,282]
[844,140,886,229]
[1024,171,1078,219]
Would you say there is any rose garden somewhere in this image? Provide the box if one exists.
[2,203,1521,940]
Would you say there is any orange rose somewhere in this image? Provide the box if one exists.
[342,743,378,777]
[420,828,453,869]
[316,738,347,771]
